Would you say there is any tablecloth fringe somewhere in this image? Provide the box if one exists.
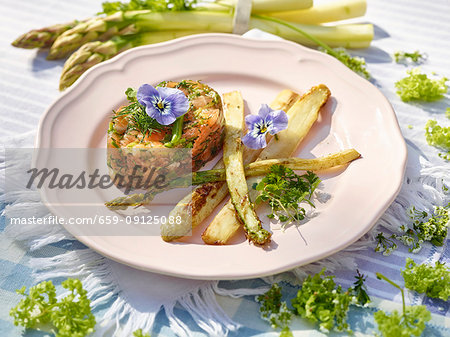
[2,137,449,336]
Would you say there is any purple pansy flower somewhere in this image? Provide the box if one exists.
[137,84,189,125]
[242,104,289,149]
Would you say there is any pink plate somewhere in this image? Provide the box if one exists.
[35,33,407,280]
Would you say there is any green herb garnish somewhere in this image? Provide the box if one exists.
[425,120,450,160]
[133,329,151,337]
[399,204,449,250]
[375,273,431,337]
[256,283,293,336]
[10,279,96,337]
[254,165,320,226]
[350,270,371,306]
[395,68,448,102]
[258,271,370,335]
[393,50,426,64]
[98,0,196,15]
[291,268,353,334]
[376,204,449,255]
[319,46,371,80]
[375,232,398,256]
[402,258,450,301]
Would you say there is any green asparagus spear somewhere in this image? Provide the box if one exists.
[48,11,232,59]
[49,10,373,60]
[105,149,360,210]
[11,20,81,49]
[59,30,203,90]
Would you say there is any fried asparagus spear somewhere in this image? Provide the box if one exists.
[202,84,331,244]
[160,90,299,241]
[194,149,360,182]
[219,91,271,244]
[105,149,360,210]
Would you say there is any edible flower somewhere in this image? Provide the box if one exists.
[242,104,288,149]
[136,84,189,125]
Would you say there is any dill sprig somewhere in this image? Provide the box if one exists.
[113,87,165,137]
[350,269,371,306]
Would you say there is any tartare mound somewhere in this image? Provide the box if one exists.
[108,80,224,171]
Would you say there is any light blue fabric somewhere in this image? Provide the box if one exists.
[1,0,449,336]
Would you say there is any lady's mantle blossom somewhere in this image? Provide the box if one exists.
[137,84,189,125]
[242,104,288,149]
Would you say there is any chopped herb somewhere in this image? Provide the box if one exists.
[425,119,450,160]
[256,283,293,334]
[254,165,320,226]
[402,258,450,301]
[376,204,449,255]
[111,138,120,148]
[10,279,96,337]
[395,68,448,102]
[319,47,371,80]
[133,329,151,337]
[393,50,426,64]
[446,107,450,119]
[375,273,431,337]
[399,204,449,250]
[176,79,196,91]
[291,268,353,334]
[98,0,196,15]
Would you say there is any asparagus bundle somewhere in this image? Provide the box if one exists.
[60,30,206,90]
[12,0,373,90]
[12,20,82,49]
